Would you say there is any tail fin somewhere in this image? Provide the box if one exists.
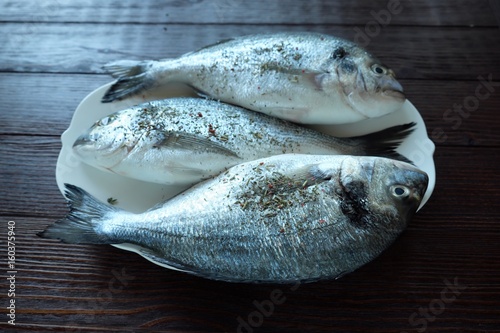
[351,122,416,164]
[38,184,118,244]
[101,60,157,103]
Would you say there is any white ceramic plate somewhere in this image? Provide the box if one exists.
[56,83,436,267]
[56,83,436,214]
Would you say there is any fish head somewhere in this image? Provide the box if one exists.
[367,157,428,221]
[327,156,428,230]
[72,112,139,170]
[325,43,405,119]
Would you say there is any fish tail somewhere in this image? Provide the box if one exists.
[353,122,416,164]
[101,60,158,103]
[37,184,119,244]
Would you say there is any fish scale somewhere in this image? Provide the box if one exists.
[39,154,428,283]
[73,97,415,185]
[101,32,405,125]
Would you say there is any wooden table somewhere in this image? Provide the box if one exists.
[1,1,500,332]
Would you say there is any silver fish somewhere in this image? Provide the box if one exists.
[101,32,405,124]
[39,154,428,283]
[73,97,414,185]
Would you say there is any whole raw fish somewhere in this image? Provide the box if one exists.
[73,98,414,185]
[101,32,405,124]
[39,154,428,283]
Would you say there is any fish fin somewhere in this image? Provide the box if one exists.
[191,38,235,53]
[262,63,326,91]
[279,163,337,190]
[154,131,240,158]
[347,122,417,164]
[138,248,264,283]
[140,247,331,284]
[101,60,157,103]
[260,107,312,123]
[334,271,349,280]
[186,84,212,99]
[37,184,119,244]
[305,72,329,91]
[139,248,194,273]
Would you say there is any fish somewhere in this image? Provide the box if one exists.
[101,32,405,124]
[73,97,415,185]
[38,154,428,283]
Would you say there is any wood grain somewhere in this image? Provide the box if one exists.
[0,73,109,136]
[2,23,500,81]
[1,0,497,26]
[2,215,500,332]
[1,0,500,332]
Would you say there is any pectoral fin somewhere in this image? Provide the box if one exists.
[264,63,327,92]
[192,38,235,53]
[154,131,239,158]
[262,106,311,122]
[277,163,336,191]
[139,247,194,273]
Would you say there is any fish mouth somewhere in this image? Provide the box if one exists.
[73,134,92,148]
[413,171,429,202]
[383,88,405,100]
[73,133,114,156]
[379,77,405,101]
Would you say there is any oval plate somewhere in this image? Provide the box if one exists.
[56,83,435,260]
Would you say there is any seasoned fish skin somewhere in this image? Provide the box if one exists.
[102,32,405,124]
[73,97,414,185]
[40,155,428,283]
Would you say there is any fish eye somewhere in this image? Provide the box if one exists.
[371,64,387,75]
[97,115,116,127]
[331,47,347,60]
[391,185,410,198]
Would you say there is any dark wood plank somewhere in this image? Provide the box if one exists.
[490,0,500,27]
[3,167,500,331]
[1,23,500,81]
[3,184,500,332]
[2,73,500,147]
[4,237,500,333]
[1,0,497,26]
[0,73,110,136]
[0,136,65,218]
[1,1,500,332]
[401,77,500,147]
